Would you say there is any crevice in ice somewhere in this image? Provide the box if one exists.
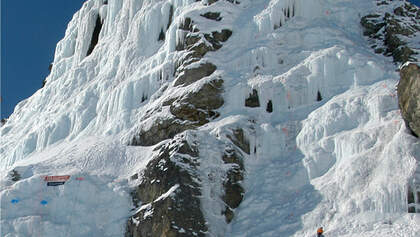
[141,94,147,103]
[158,28,165,41]
[316,90,323,101]
[266,100,273,113]
[167,5,174,30]
[158,4,174,42]
[407,181,420,213]
[86,15,103,57]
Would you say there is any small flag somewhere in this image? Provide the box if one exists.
[40,200,48,205]
[11,199,19,204]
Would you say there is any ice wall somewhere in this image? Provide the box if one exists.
[1,0,420,236]
[254,0,320,33]
[0,0,201,170]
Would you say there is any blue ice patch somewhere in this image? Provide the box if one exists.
[40,200,48,205]
[11,199,19,204]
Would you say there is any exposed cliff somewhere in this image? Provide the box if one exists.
[361,0,420,64]
[398,63,420,137]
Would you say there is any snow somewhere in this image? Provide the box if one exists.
[1,136,154,236]
[1,0,420,236]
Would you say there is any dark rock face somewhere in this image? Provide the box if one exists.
[174,63,217,87]
[130,117,197,146]
[204,30,232,51]
[168,79,224,125]
[131,14,231,147]
[0,118,7,127]
[131,78,224,146]
[245,89,260,108]
[360,1,420,63]
[227,128,250,155]
[9,169,21,182]
[174,16,231,69]
[127,5,240,236]
[127,127,248,236]
[398,63,420,137]
[174,26,231,68]
[200,12,222,21]
[126,137,208,237]
[221,150,244,223]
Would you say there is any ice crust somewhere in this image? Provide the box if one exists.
[1,0,420,236]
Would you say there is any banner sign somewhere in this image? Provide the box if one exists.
[43,175,70,182]
[47,181,66,186]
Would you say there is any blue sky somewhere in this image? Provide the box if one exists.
[411,0,420,6]
[1,0,85,119]
[1,0,419,119]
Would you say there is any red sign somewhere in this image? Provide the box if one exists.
[43,175,70,182]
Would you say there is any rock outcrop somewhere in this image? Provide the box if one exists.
[130,117,197,146]
[125,2,241,236]
[129,77,225,146]
[126,136,208,237]
[130,10,232,147]
[398,63,420,137]
[127,127,247,236]
[222,128,248,223]
[174,63,217,87]
[221,148,244,223]
[0,118,7,127]
[245,89,260,108]
[361,0,420,63]
[9,169,21,182]
[166,79,224,126]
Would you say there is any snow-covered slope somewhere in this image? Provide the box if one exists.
[1,0,420,236]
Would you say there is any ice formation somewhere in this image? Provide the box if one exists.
[1,0,419,236]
